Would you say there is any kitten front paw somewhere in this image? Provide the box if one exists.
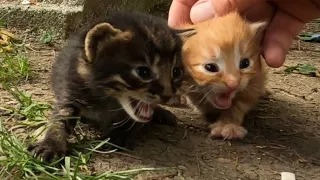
[28,138,67,162]
[209,121,248,140]
[108,135,136,150]
[152,106,177,126]
[165,95,188,107]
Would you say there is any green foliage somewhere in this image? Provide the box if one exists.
[0,20,7,28]
[39,31,54,46]
[285,63,320,77]
[0,29,31,84]
[0,85,173,179]
[0,49,31,83]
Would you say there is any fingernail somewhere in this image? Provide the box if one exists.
[263,42,286,68]
[190,0,215,23]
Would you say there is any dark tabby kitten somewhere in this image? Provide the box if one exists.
[28,11,196,162]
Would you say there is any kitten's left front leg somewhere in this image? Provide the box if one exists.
[209,94,259,140]
[152,106,177,126]
[165,95,189,108]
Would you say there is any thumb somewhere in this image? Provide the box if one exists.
[190,0,266,24]
[190,0,215,23]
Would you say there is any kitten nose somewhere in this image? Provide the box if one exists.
[161,96,172,103]
[226,80,240,90]
[224,74,240,90]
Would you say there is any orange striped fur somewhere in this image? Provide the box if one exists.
[179,12,268,140]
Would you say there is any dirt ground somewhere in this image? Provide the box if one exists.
[1,22,320,180]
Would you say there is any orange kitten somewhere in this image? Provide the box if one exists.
[178,12,268,140]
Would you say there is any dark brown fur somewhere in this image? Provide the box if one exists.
[28,11,195,162]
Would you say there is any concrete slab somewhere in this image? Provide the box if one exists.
[1,0,84,6]
[0,0,172,40]
[0,3,83,39]
[79,0,171,30]
[38,0,84,6]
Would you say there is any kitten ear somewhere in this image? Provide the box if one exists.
[174,28,197,41]
[84,22,132,63]
[250,21,267,34]
[250,21,267,42]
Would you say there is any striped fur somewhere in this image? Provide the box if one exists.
[28,11,195,162]
[179,12,268,140]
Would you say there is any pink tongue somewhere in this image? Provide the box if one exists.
[139,104,153,119]
[213,91,233,109]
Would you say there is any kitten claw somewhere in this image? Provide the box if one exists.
[209,122,248,140]
[28,140,67,163]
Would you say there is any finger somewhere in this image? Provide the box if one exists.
[168,0,198,28]
[211,0,265,16]
[190,0,215,23]
[242,1,275,23]
[270,0,320,23]
[262,10,305,68]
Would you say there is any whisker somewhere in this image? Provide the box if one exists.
[195,86,216,106]
[193,87,211,100]
[183,85,201,93]
[134,101,142,113]
[109,98,135,112]
[198,88,214,105]
[246,84,264,93]
[127,120,136,131]
[112,116,130,127]
[108,107,124,112]
[147,101,151,117]
[112,100,141,128]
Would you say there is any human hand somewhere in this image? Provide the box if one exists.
[168,0,320,68]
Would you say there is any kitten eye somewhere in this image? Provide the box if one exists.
[136,66,152,80]
[204,63,219,73]
[172,67,183,81]
[239,58,250,69]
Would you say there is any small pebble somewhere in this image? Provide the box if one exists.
[281,172,296,180]
[216,157,232,163]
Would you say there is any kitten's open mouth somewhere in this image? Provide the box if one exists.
[129,98,154,122]
[212,90,234,109]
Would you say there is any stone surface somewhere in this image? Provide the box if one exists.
[82,0,171,20]
[38,0,84,6]
[0,0,172,40]
[0,4,83,39]
[0,0,84,5]
[73,0,172,34]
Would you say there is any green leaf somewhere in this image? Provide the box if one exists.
[285,63,319,77]
[40,32,53,44]
[284,66,298,73]
[298,63,318,74]
[64,157,72,180]
[298,35,312,41]
[0,20,7,28]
